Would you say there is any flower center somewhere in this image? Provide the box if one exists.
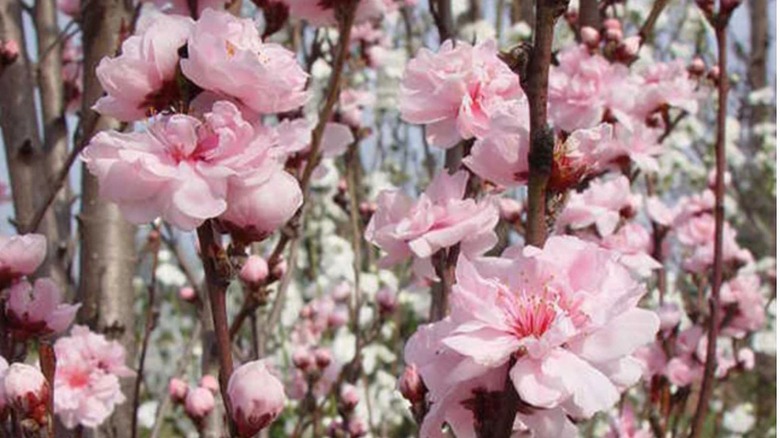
[498,288,557,340]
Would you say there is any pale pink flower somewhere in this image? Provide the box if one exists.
[405,236,659,435]
[284,0,386,26]
[631,61,699,118]
[655,303,682,332]
[600,222,662,277]
[463,100,531,188]
[365,170,499,279]
[93,13,194,121]
[548,45,632,132]
[54,326,133,429]
[4,363,49,424]
[601,124,664,172]
[339,88,375,128]
[665,357,697,386]
[5,278,80,338]
[677,215,752,273]
[273,118,355,159]
[180,9,308,115]
[400,39,524,148]
[83,100,299,233]
[557,176,641,237]
[0,234,46,284]
[720,274,766,337]
[228,360,286,437]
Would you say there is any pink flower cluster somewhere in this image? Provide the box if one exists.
[167,375,219,429]
[53,325,134,429]
[365,170,499,279]
[1,234,79,339]
[404,236,659,436]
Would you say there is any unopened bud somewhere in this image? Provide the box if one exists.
[340,384,359,411]
[580,26,600,48]
[314,348,332,369]
[376,288,398,315]
[5,364,49,426]
[168,378,188,403]
[398,365,425,404]
[185,387,215,423]
[240,255,269,287]
[688,57,706,76]
[498,198,522,223]
[179,286,196,302]
[292,348,314,371]
[199,375,219,394]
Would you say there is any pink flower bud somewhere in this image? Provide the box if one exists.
[580,26,600,47]
[603,18,622,30]
[327,309,348,328]
[299,304,314,319]
[0,40,19,66]
[689,57,706,76]
[292,347,314,371]
[707,66,721,82]
[4,363,49,425]
[6,278,80,338]
[185,387,215,422]
[398,365,425,403]
[656,303,682,332]
[271,258,287,279]
[337,178,348,192]
[179,286,196,302]
[347,418,368,437]
[498,198,522,223]
[619,36,641,57]
[331,282,351,302]
[376,288,398,315]
[340,384,359,410]
[199,375,219,393]
[605,27,623,42]
[228,360,286,437]
[738,348,755,370]
[314,348,332,369]
[168,378,188,403]
[240,255,269,286]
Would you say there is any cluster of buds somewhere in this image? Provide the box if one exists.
[580,19,640,64]
[333,178,377,226]
[328,383,368,438]
[168,375,218,429]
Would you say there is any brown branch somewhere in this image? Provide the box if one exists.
[196,219,238,436]
[638,0,671,44]
[688,6,733,438]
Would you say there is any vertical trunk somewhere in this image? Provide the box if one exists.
[578,0,600,29]
[511,0,535,25]
[34,0,72,288]
[78,0,137,437]
[748,0,768,125]
[0,0,46,231]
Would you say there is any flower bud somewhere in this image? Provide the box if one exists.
[314,348,332,369]
[331,282,351,302]
[347,418,368,437]
[340,384,359,411]
[168,378,188,403]
[618,36,641,58]
[498,198,522,223]
[185,387,215,423]
[580,26,600,48]
[199,375,219,393]
[603,18,621,30]
[179,286,197,302]
[738,348,755,370]
[228,360,286,437]
[376,288,398,315]
[271,258,287,279]
[605,27,623,42]
[0,40,19,67]
[327,309,348,328]
[4,363,49,425]
[398,365,425,403]
[688,57,706,76]
[292,347,314,371]
[707,66,720,83]
[656,303,682,332]
[240,255,269,287]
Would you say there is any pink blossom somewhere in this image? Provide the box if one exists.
[273,118,355,159]
[83,100,299,233]
[199,375,219,393]
[404,236,659,435]
[180,9,308,115]
[677,214,752,273]
[93,13,194,121]
[339,88,375,128]
[606,405,653,438]
[400,39,524,148]
[54,326,133,429]
[185,387,215,422]
[600,222,662,277]
[655,303,682,332]
[228,360,286,437]
[340,384,360,410]
[4,363,49,425]
[557,176,641,237]
[398,364,425,404]
[0,234,46,285]
[284,0,386,26]
[365,170,499,279]
[630,61,699,118]
[463,100,530,187]
[665,357,696,386]
[720,274,766,337]
[548,45,632,132]
[5,278,80,338]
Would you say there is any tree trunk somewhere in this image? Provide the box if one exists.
[77,0,137,437]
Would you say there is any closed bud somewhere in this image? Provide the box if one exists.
[618,36,641,58]
[327,309,348,328]
[240,255,269,286]
[314,348,332,369]
[603,18,622,30]
[580,26,600,48]
[228,360,286,437]
[271,258,287,279]
[0,40,19,66]
[292,348,314,371]
[199,375,219,393]
[168,378,188,403]
[398,365,425,404]
[347,418,368,437]
[376,288,398,315]
[605,27,623,42]
[179,286,197,302]
[656,303,682,332]
[340,384,360,411]
[688,57,706,76]
[4,363,49,425]
[498,198,522,223]
[185,387,215,423]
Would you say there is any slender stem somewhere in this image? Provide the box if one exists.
[478,0,568,435]
[638,0,671,44]
[196,220,237,436]
[131,233,160,438]
[689,10,731,438]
